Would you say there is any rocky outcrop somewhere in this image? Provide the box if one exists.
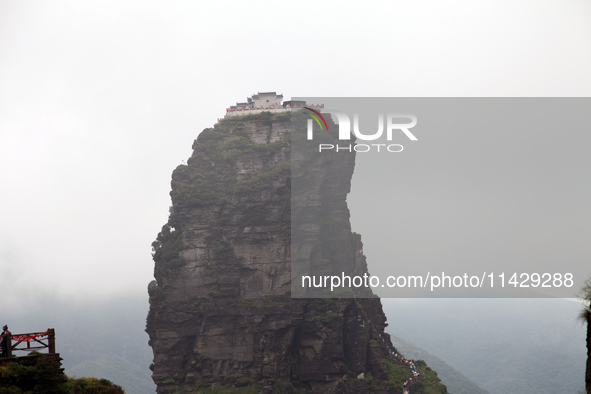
[146,111,446,393]
[586,309,591,394]
[584,301,591,394]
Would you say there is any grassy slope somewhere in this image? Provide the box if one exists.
[389,334,490,394]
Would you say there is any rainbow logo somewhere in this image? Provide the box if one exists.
[303,107,328,131]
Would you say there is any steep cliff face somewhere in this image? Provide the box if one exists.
[146,111,446,393]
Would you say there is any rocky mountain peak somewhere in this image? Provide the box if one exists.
[146,110,447,394]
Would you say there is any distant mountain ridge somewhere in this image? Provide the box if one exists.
[382,298,586,394]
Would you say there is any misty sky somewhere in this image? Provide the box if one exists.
[1,1,591,305]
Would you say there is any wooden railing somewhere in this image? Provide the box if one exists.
[2,328,55,358]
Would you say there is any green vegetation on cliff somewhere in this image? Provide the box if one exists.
[151,224,184,286]
[0,355,124,394]
[410,360,448,394]
[171,112,291,208]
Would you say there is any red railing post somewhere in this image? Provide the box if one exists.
[6,333,12,358]
[48,329,55,354]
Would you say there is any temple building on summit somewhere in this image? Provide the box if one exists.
[224,92,323,118]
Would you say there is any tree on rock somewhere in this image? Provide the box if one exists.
[579,277,591,394]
